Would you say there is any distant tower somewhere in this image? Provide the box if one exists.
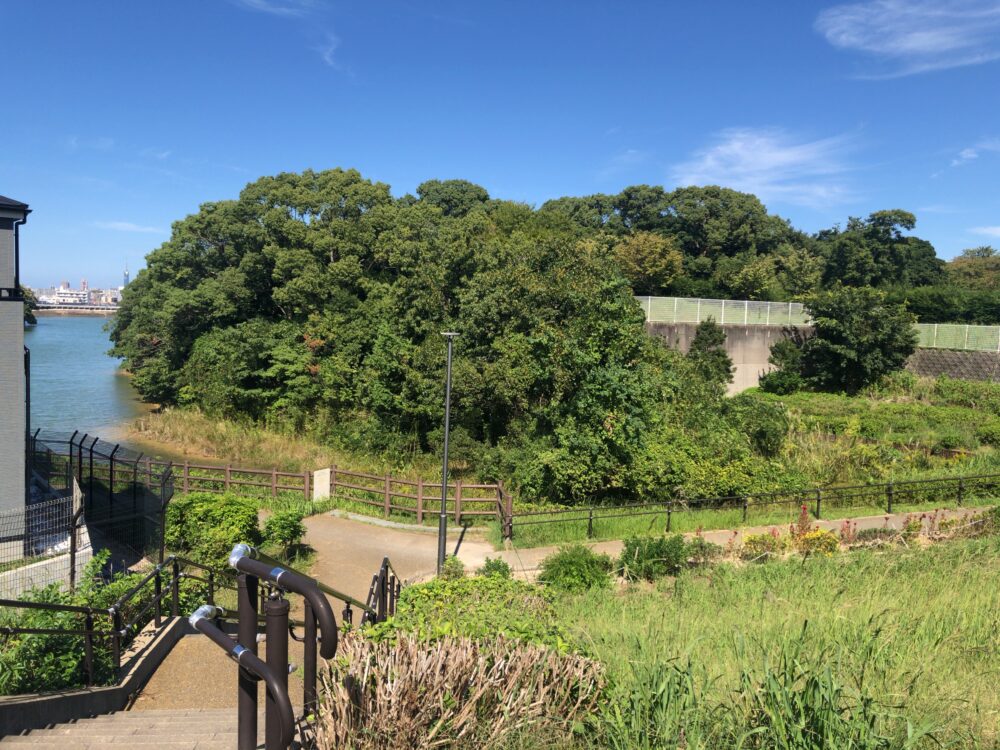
[81,278,88,291]
[123,263,129,287]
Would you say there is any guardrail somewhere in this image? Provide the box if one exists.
[506,472,1000,541]
[0,554,221,687]
[187,544,401,749]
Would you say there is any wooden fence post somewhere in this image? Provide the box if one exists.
[303,471,310,502]
[384,474,391,518]
[331,465,337,499]
[182,460,189,493]
[416,478,424,524]
[454,481,463,524]
[224,464,232,492]
[271,468,278,498]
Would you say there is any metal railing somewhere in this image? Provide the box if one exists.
[637,295,1000,352]
[506,472,1000,540]
[0,554,220,688]
[188,544,401,750]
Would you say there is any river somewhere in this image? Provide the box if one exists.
[24,314,149,442]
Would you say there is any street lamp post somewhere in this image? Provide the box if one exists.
[437,332,459,575]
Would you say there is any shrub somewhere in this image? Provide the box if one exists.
[440,554,465,580]
[538,545,612,593]
[477,557,512,579]
[368,576,571,650]
[793,528,839,556]
[316,632,603,750]
[687,535,723,566]
[975,420,1000,446]
[741,530,788,561]
[164,492,262,564]
[854,527,900,545]
[724,392,790,457]
[263,509,306,552]
[759,368,803,395]
[616,534,687,582]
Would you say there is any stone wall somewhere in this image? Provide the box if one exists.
[905,348,1000,383]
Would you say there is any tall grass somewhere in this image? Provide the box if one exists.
[559,535,1000,747]
[129,407,444,476]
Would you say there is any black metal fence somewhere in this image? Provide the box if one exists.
[507,472,1000,541]
[0,430,174,597]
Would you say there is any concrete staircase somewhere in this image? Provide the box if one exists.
[0,709,276,749]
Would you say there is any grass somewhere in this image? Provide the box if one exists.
[129,407,447,477]
[556,533,1000,748]
[493,493,1000,548]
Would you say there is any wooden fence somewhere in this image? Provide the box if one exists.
[157,459,513,528]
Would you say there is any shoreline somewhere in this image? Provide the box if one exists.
[34,309,117,317]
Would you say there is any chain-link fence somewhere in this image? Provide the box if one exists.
[638,295,1000,352]
[0,431,174,597]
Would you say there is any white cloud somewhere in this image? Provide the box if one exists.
[971,226,1000,237]
[950,137,1000,165]
[66,135,115,152]
[316,32,341,68]
[94,221,165,234]
[141,148,172,160]
[670,128,856,208]
[816,0,1000,77]
[229,0,317,16]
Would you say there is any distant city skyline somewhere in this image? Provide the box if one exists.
[4,1,1000,288]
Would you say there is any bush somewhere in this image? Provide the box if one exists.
[687,535,723,566]
[741,530,788,561]
[616,534,687,582]
[368,576,572,650]
[477,557,512,579]
[759,368,804,395]
[725,392,790,457]
[793,528,839,556]
[263,509,305,552]
[316,633,603,750]
[440,554,465,580]
[975,420,1000,446]
[164,492,262,564]
[538,545,612,593]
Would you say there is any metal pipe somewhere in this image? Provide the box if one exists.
[264,597,290,750]
[303,599,317,714]
[190,605,294,750]
[237,575,259,750]
[438,332,458,574]
[229,546,338,658]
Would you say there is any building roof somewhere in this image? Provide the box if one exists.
[0,195,29,210]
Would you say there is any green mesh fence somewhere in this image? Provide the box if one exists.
[639,296,1000,352]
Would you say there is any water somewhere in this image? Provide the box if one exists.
[23,315,149,440]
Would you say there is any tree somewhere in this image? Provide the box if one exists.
[799,286,917,394]
[21,286,37,325]
[686,319,733,393]
[611,231,683,294]
[416,179,489,217]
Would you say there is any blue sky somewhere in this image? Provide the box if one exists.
[3,0,1000,288]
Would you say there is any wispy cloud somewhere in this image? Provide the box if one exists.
[315,32,343,68]
[816,1,1000,78]
[671,127,856,208]
[141,148,172,160]
[971,226,1000,237]
[229,0,317,17]
[598,148,650,179]
[94,221,165,234]
[950,137,1000,165]
[66,136,115,152]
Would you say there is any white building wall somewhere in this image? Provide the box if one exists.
[0,221,25,522]
[0,300,25,518]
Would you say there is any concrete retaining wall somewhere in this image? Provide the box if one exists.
[646,322,1000,391]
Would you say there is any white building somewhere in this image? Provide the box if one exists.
[0,195,30,531]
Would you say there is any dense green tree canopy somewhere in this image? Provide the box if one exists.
[113,168,957,502]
